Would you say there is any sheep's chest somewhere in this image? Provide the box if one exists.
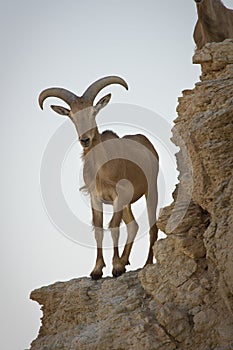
[95,173,117,204]
[83,162,117,204]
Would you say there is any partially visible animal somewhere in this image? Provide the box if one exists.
[39,76,159,279]
[193,0,233,49]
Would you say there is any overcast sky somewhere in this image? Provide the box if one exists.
[1,1,232,349]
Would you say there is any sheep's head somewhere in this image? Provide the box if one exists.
[39,76,128,150]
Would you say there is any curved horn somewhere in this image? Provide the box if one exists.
[38,88,78,110]
[82,76,128,104]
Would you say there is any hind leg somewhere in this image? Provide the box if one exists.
[144,223,158,265]
[110,181,135,277]
[144,188,158,266]
[121,205,139,267]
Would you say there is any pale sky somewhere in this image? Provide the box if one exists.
[1,1,232,349]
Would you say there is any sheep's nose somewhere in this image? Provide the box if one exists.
[80,137,90,147]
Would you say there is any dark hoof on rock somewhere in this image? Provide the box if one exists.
[112,269,126,278]
[90,272,103,280]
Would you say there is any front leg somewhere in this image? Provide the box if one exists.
[90,196,105,280]
[109,199,124,277]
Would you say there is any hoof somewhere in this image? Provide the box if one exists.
[90,271,103,280]
[112,266,126,278]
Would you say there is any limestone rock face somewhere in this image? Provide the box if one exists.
[30,40,233,350]
[30,271,176,350]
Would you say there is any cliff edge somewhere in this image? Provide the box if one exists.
[30,39,233,350]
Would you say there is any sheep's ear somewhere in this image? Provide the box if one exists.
[50,105,71,116]
[94,94,111,114]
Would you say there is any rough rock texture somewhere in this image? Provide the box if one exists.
[30,40,233,350]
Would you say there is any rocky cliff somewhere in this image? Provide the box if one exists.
[30,39,233,350]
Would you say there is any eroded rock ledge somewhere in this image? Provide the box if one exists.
[30,40,233,350]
